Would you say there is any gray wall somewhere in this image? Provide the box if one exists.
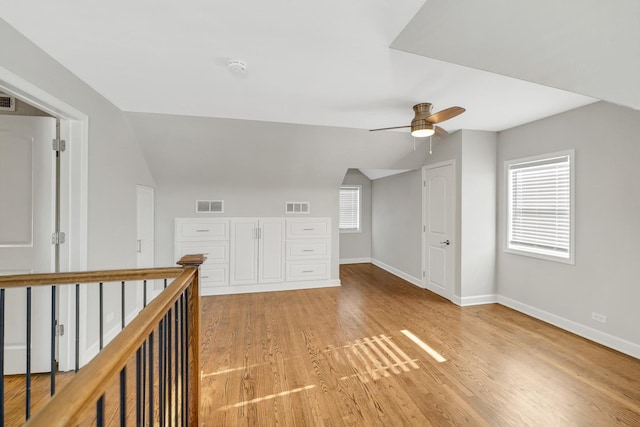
[371,130,497,302]
[339,169,372,262]
[1,18,155,360]
[371,170,423,280]
[497,101,640,347]
[127,112,429,280]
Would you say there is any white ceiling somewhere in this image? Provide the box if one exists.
[0,0,600,134]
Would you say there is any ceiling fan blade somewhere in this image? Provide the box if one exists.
[369,125,411,132]
[434,126,448,137]
[426,106,465,124]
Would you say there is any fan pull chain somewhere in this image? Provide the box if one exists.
[429,136,433,155]
[413,136,416,151]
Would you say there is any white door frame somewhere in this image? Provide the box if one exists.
[422,160,456,301]
[0,66,89,371]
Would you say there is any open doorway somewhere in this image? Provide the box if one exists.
[0,67,89,372]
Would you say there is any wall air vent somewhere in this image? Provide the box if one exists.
[0,95,16,112]
[196,200,224,213]
[285,201,310,214]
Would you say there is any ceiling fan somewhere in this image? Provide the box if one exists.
[370,103,465,137]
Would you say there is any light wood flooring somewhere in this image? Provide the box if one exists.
[200,263,640,426]
[4,263,640,425]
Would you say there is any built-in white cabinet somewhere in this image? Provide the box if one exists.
[175,217,333,295]
[230,219,285,285]
[285,218,330,282]
[174,219,230,290]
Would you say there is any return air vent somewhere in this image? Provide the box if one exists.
[0,95,16,112]
[285,201,310,214]
[196,200,224,213]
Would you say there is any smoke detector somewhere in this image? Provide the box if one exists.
[227,59,247,74]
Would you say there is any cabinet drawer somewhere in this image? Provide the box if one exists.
[175,219,229,241]
[286,240,329,260]
[286,260,330,281]
[200,265,228,287]
[286,219,330,239]
[176,241,229,264]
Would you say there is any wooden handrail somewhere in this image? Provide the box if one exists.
[0,267,184,288]
[22,255,205,426]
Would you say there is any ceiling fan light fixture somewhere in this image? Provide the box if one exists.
[411,122,435,137]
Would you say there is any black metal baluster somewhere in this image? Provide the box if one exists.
[0,289,5,426]
[50,285,56,395]
[136,347,142,426]
[182,291,188,427]
[120,367,126,427]
[75,284,80,372]
[168,308,173,427]
[164,278,168,289]
[174,300,179,427]
[143,279,147,307]
[99,282,104,351]
[149,332,154,426]
[184,288,189,425]
[96,395,105,427]
[121,280,125,330]
[159,318,165,426]
[26,287,32,420]
[142,341,147,426]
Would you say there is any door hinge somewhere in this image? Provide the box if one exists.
[52,138,66,152]
[422,271,425,278]
[423,181,426,187]
[51,231,66,245]
[56,323,65,336]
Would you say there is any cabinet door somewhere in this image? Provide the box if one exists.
[258,219,285,283]
[230,219,258,285]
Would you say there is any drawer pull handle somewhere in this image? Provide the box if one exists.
[302,270,314,273]
[303,228,314,231]
[196,229,210,232]
[302,249,314,252]
[201,276,209,279]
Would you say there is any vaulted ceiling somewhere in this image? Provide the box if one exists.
[3,0,634,136]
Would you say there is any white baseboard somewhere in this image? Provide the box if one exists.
[370,258,423,288]
[200,279,341,296]
[498,295,640,359]
[451,294,498,307]
[340,258,372,265]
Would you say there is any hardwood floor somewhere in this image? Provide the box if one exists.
[200,263,640,426]
[4,263,639,425]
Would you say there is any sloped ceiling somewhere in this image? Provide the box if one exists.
[393,0,640,110]
[0,1,596,136]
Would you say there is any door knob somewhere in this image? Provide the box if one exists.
[440,240,450,246]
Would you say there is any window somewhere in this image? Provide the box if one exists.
[339,185,361,232]
[506,150,574,264]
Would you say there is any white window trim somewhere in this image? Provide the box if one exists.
[504,149,575,265]
[339,185,361,233]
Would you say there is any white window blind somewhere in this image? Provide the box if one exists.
[339,186,360,232]
[507,153,572,261]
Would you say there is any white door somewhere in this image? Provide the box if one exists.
[230,219,258,285]
[258,219,285,283]
[0,116,56,374]
[136,185,154,305]
[423,163,455,300]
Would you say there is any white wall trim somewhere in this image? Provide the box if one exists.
[498,295,640,359]
[451,294,498,307]
[340,257,372,264]
[200,279,341,296]
[371,258,422,288]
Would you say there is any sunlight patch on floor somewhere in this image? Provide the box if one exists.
[401,329,446,363]
[333,334,419,383]
[202,362,263,378]
[216,385,316,411]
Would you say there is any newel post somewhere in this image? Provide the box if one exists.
[176,254,206,425]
